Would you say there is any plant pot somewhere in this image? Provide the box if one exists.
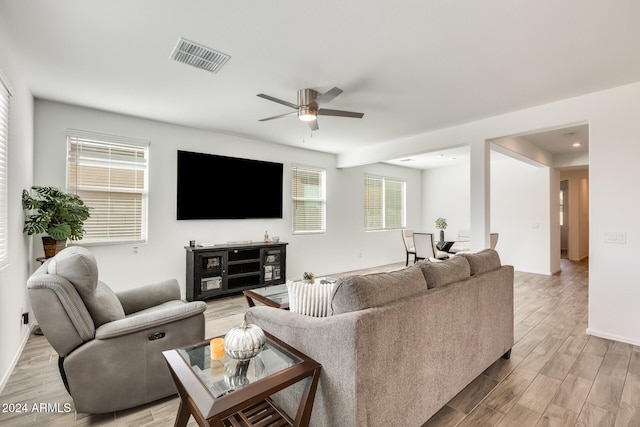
[42,236,66,258]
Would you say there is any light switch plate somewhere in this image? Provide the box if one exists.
[604,232,627,244]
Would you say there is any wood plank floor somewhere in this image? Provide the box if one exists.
[2,257,638,426]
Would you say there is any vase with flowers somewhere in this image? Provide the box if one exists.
[435,217,447,244]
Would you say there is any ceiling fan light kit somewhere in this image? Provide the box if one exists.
[257,87,363,131]
[298,106,317,122]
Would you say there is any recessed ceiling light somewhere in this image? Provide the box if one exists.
[450,157,457,161]
[572,142,582,147]
[399,158,414,162]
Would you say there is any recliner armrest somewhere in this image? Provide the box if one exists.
[116,279,182,314]
[95,300,206,340]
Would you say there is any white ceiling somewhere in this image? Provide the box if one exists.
[1,1,636,160]
[519,125,589,155]
[385,124,589,170]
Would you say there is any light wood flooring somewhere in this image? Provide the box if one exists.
[2,257,639,426]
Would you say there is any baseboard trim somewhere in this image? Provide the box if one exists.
[0,323,37,394]
[586,328,640,347]
[516,268,555,276]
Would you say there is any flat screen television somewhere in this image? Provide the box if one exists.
[177,150,283,220]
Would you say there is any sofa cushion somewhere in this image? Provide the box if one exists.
[47,246,125,327]
[418,256,471,289]
[287,280,336,317]
[459,249,502,276]
[331,263,427,315]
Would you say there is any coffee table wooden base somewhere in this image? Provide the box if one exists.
[222,398,292,426]
[170,370,318,427]
[164,332,321,427]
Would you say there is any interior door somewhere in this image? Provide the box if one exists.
[560,180,569,256]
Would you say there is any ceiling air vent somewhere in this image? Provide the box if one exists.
[170,37,230,74]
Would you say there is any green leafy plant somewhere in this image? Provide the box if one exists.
[22,186,91,241]
[303,272,314,280]
[435,217,448,230]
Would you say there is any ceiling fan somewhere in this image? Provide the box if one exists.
[257,87,364,131]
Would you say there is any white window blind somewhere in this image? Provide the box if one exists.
[0,76,10,269]
[67,130,149,244]
[292,166,326,233]
[364,175,405,230]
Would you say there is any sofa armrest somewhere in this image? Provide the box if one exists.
[95,301,206,340]
[116,279,182,314]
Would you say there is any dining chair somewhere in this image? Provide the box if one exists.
[414,233,437,262]
[401,229,416,266]
[490,233,499,249]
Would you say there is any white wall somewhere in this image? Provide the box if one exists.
[422,164,470,239]
[588,95,640,346]
[421,155,556,275]
[338,81,640,347]
[491,156,555,274]
[0,23,35,390]
[33,100,422,293]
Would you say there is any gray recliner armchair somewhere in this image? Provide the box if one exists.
[27,246,207,414]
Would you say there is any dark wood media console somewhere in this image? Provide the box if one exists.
[185,242,287,301]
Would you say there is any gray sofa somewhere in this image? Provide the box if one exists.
[27,246,207,414]
[246,249,514,427]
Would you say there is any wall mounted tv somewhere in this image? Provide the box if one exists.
[177,150,283,220]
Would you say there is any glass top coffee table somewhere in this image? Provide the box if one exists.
[163,331,321,427]
[243,278,337,310]
[243,283,290,309]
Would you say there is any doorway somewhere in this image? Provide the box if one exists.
[560,169,589,262]
[560,180,569,259]
[490,123,589,273]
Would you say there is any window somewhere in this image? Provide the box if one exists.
[291,165,326,233]
[67,130,149,244]
[364,175,405,230]
[0,75,10,269]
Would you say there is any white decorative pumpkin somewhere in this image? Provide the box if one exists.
[224,318,266,360]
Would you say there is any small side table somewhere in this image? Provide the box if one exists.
[163,331,321,427]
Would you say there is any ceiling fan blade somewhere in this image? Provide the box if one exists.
[257,93,298,109]
[259,111,296,121]
[316,87,343,103]
[307,120,319,131]
[318,108,364,119]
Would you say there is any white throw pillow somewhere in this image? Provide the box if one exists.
[286,280,336,317]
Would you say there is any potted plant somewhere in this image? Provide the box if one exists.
[22,186,91,258]
[435,217,447,244]
[303,271,315,284]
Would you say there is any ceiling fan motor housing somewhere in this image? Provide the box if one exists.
[297,89,318,121]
